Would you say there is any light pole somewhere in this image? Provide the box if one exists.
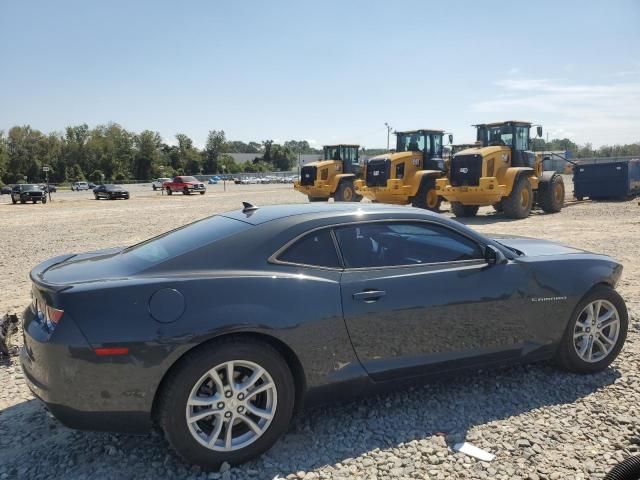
[384,122,393,150]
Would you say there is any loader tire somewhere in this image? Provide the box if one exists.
[502,175,533,219]
[450,202,479,217]
[538,174,564,213]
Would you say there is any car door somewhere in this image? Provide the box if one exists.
[336,220,533,381]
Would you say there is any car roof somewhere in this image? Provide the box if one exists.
[220,202,439,225]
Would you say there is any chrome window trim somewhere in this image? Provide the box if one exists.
[269,218,488,271]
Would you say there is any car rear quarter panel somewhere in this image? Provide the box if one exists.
[62,268,363,415]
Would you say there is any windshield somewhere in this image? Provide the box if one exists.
[324,147,341,161]
[22,184,40,191]
[180,176,198,182]
[478,125,513,147]
[397,132,426,153]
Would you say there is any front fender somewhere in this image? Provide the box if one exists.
[329,173,356,193]
[408,170,442,196]
[504,167,536,195]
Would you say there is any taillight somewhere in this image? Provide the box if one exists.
[35,297,64,332]
[46,305,64,326]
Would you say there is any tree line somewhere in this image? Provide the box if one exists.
[0,123,322,185]
[0,123,638,185]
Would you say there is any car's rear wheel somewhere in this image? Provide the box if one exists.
[166,188,172,195]
[42,196,47,204]
[12,198,16,204]
[555,286,628,373]
[159,339,295,469]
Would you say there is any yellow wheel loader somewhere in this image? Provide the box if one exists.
[354,129,451,211]
[435,121,565,219]
[294,144,363,202]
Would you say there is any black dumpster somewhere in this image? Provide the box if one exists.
[573,159,640,200]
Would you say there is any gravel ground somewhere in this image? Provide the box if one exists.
[1,180,639,480]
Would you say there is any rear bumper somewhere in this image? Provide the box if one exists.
[20,305,152,433]
[436,177,506,205]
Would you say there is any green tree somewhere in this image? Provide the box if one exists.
[270,144,295,171]
[133,130,161,180]
[203,130,227,173]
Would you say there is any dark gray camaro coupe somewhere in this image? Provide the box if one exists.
[21,203,627,468]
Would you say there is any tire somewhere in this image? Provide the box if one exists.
[108,194,113,200]
[11,198,16,204]
[153,185,157,191]
[200,191,205,195]
[502,175,533,219]
[42,197,47,204]
[492,201,503,212]
[411,178,441,212]
[307,196,328,202]
[166,188,173,195]
[159,339,295,469]
[450,202,479,217]
[538,174,564,213]
[554,286,628,374]
[576,196,584,201]
[334,181,359,202]
[183,188,190,195]
[32,199,36,203]
[20,199,26,204]
[95,194,100,200]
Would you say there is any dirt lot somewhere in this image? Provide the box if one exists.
[1,180,639,479]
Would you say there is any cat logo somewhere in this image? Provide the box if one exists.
[459,167,469,173]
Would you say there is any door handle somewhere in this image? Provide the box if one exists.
[352,290,386,302]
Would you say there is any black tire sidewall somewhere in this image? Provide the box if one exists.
[555,286,628,373]
[160,341,295,469]
[503,175,532,219]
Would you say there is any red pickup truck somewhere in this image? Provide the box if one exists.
[163,176,207,195]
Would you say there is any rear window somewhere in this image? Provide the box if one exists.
[123,216,248,265]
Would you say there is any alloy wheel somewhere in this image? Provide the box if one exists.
[185,360,277,452]
[573,299,620,363]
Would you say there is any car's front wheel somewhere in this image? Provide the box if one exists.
[555,286,628,373]
[159,339,295,469]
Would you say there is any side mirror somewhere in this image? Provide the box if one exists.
[536,126,543,138]
[448,134,453,145]
[484,244,507,265]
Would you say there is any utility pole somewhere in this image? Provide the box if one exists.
[384,122,393,150]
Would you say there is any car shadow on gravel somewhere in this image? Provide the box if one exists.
[0,361,620,479]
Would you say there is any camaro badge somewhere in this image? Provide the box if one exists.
[531,296,567,302]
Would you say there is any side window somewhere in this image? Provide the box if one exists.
[515,126,529,151]
[320,168,328,180]
[278,229,341,268]
[335,222,483,269]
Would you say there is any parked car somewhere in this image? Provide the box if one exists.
[208,176,221,184]
[1,185,12,195]
[163,176,206,195]
[20,203,628,468]
[153,177,171,191]
[39,184,57,193]
[88,182,97,189]
[93,184,130,200]
[71,181,89,191]
[11,184,47,204]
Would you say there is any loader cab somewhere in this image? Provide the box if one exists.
[395,129,446,171]
[474,121,535,168]
[324,144,361,175]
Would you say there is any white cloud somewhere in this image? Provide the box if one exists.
[507,67,519,75]
[471,77,640,145]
